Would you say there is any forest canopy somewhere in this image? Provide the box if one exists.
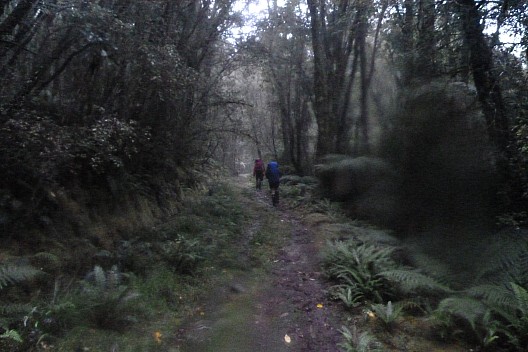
[0,0,527,234]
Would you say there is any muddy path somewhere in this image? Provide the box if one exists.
[175,177,344,351]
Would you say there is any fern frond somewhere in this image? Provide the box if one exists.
[407,251,453,283]
[370,301,404,326]
[0,328,22,342]
[339,325,383,352]
[380,269,453,293]
[511,282,528,316]
[93,265,106,288]
[32,252,61,271]
[436,297,487,330]
[333,286,365,308]
[0,303,32,316]
[466,284,516,310]
[475,232,528,286]
[0,265,40,289]
[106,265,122,289]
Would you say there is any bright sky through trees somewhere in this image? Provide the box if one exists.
[231,0,287,38]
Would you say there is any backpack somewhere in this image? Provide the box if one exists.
[266,161,280,183]
[255,159,265,172]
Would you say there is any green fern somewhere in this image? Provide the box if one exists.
[370,301,404,329]
[323,241,397,276]
[331,286,365,309]
[435,282,528,349]
[435,297,488,331]
[0,303,32,316]
[474,232,528,286]
[0,328,22,343]
[32,252,61,272]
[406,251,454,286]
[0,264,41,347]
[74,265,140,331]
[380,269,453,294]
[310,198,345,219]
[0,265,41,289]
[511,282,528,316]
[466,284,517,310]
[338,325,383,352]
[489,283,528,349]
[323,241,397,303]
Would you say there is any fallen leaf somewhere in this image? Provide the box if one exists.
[316,303,323,309]
[284,334,291,344]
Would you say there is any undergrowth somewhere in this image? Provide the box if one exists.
[0,180,269,351]
[318,194,528,351]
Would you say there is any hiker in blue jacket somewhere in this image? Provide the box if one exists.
[265,161,281,206]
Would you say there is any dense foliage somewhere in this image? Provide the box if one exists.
[0,0,240,235]
[1,0,528,350]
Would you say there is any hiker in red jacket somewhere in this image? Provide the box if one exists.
[253,158,265,190]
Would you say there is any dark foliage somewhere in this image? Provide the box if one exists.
[380,82,499,232]
[0,1,238,238]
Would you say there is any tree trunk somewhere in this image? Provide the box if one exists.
[457,0,521,206]
[357,4,370,155]
[415,0,436,77]
[0,0,38,39]
[307,0,334,158]
[401,0,415,86]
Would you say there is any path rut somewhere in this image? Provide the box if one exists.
[176,177,343,351]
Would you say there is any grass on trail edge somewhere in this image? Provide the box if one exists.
[47,180,289,352]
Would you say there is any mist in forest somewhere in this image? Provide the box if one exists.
[320,81,499,237]
[316,81,504,283]
[381,82,499,233]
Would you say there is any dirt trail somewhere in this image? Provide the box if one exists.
[176,177,344,351]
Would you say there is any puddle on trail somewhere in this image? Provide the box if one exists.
[179,271,292,352]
